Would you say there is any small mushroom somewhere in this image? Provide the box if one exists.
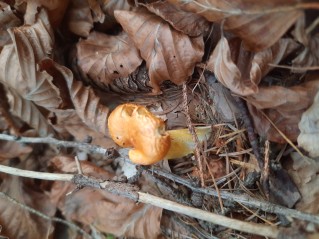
[108,103,171,165]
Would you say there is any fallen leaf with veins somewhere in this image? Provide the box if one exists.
[115,9,204,93]
[76,31,143,86]
[168,0,302,51]
[206,36,299,96]
[50,156,162,239]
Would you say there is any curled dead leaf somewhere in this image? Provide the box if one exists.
[76,31,143,86]
[141,0,210,37]
[207,36,299,96]
[0,9,62,110]
[65,72,111,134]
[292,33,319,72]
[168,0,302,51]
[6,88,56,137]
[0,175,56,239]
[246,79,319,143]
[50,156,162,239]
[0,4,21,50]
[0,140,32,160]
[288,152,319,214]
[18,0,70,27]
[66,0,94,37]
[115,9,204,93]
[108,103,171,165]
[298,90,319,157]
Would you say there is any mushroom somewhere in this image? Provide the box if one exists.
[108,103,171,165]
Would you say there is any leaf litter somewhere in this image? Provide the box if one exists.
[0,0,318,238]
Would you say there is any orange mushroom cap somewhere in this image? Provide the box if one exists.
[108,103,171,165]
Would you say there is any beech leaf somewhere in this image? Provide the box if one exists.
[0,9,62,110]
[6,88,55,137]
[298,90,319,157]
[168,0,302,51]
[0,176,55,238]
[246,80,319,143]
[142,0,210,37]
[207,36,299,96]
[65,71,111,134]
[0,4,21,49]
[288,153,319,214]
[0,140,32,160]
[50,156,162,239]
[66,0,94,37]
[115,10,204,93]
[292,33,319,72]
[76,31,143,86]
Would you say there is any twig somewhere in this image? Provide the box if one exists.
[233,97,264,170]
[0,135,318,225]
[147,166,319,225]
[0,192,92,239]
[0,134,109,155]
[182,82,205,186]
[0,164,280,238]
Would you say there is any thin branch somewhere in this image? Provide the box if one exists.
[0,134,109,155]
[182,82,205,186]
[0,164,281,238]
[0,192,92,239]
[148,167,319,225]
[0,134,318,225]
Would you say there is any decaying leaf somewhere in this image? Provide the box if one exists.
[0,175,56,239]
[66,0,94,37]
[206,36,299,96]
[141,0,210,37]
[246,79,319,143]
[88,0,105,23]
[6,88,55,137]
[0,9,62,110]
[298,90,319,157]
[18,0,70,27]
[115,10,204,93]
[292,33,319,72]
[65,71,111,134]
[288,152,319,214]
[50,156,162,239]
[0,140,32,160]
[168,0,302,51]
[98,0,131,19]
[76,31,143,86]
[0,4,21,49]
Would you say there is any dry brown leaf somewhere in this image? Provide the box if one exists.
[246,79,319,143]
[0,9,62,110]
[141,0,210,37]
[98,0,131,19]
[65,71,111,134]
[53,109,117,149]
[6,88,55,137]
[0,140,32,160]
[0,4,21,50]
[18,0,70,27]
[66,0,94,37]
[88,0,105,23]
[50,156,162,239]
[292,33,319,72]
[0,175,56,238]
[168,0,302,51]
[298,90,319,157]
[76,31,143,86]
[288,152,319,214]
[115,10,204,93]
[207,36,299,96]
